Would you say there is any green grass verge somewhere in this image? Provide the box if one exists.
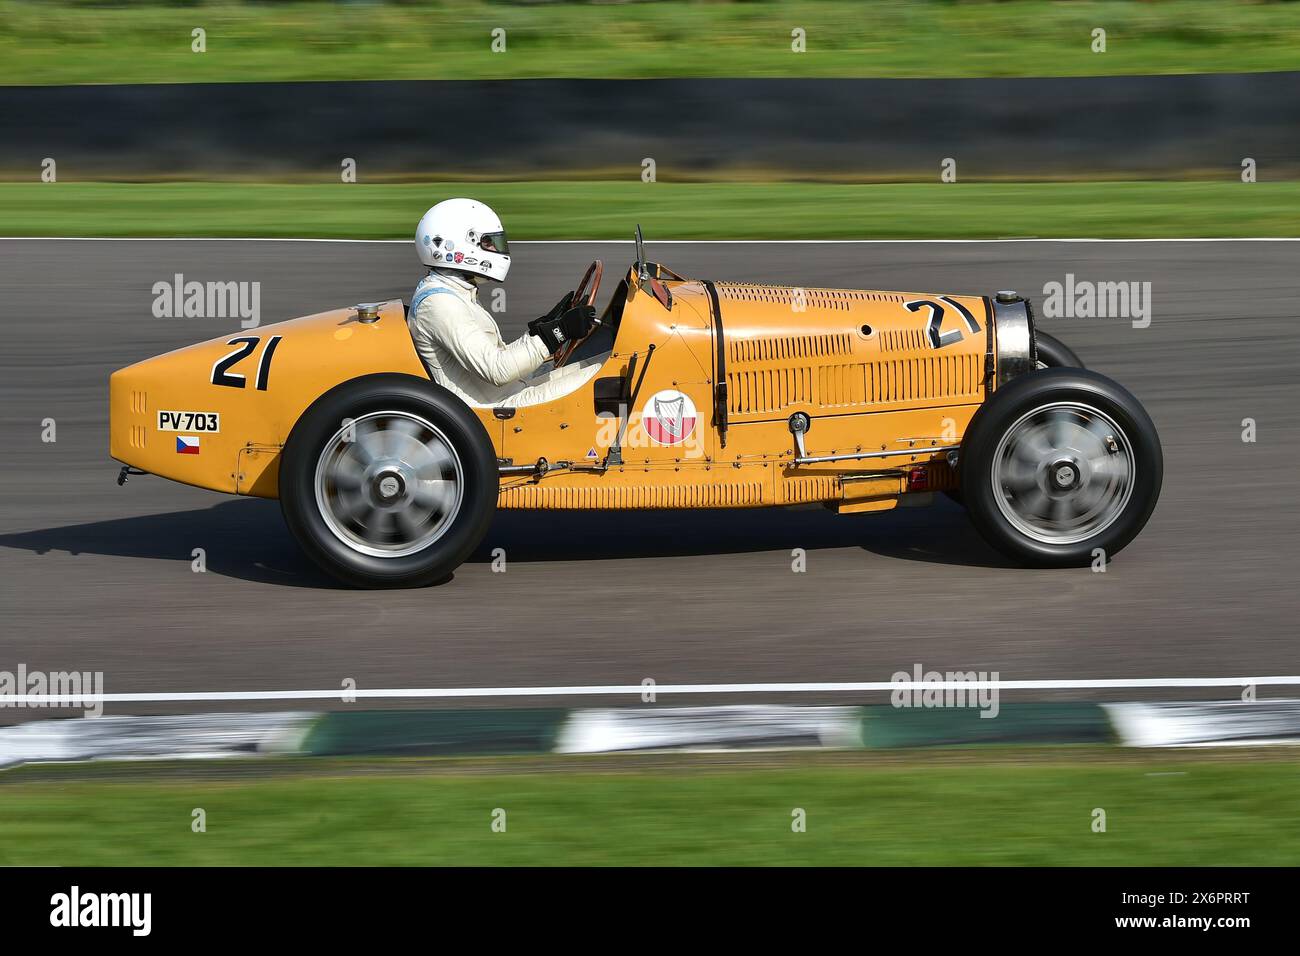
[1,751,1297,865]
[0,0,1297,86]
[3,181,1296,239]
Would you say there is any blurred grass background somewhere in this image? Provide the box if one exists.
[3,181,1295,238]
[1,3,1293,236]
[0,0,1296,85]
[2,751,1297,865]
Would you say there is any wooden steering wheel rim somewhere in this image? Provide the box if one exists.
[553,259,603,368]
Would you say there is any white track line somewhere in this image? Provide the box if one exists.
[6,676,1299,705]
[0,237,1297,244]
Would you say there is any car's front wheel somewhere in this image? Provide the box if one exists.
[1034,330,1083,370]
[947,330,1083,508]
[280,374,498,587]
[959,367,1162,567]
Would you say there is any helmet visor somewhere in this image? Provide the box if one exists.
[479,230,509,255]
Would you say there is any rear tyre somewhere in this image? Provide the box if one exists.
[280,374,498,588]
[959,368,1161,567]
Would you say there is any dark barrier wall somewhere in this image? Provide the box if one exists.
[2,73,1297,179]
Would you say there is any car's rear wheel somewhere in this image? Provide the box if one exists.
[959,367,1161,567]
[280,374,497,587]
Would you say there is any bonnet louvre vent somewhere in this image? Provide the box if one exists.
[498,482,766,510]
[729,333,853,365]
[728,353,983,415]
[879,328,927,352]
[716,284,905,309]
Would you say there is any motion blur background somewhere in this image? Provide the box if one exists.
[2,0,1299,236]
[0,1,1297,866]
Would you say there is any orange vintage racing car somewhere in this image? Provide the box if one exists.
[109,228,1162,587]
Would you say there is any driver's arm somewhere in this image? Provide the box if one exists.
[422,295,549,388]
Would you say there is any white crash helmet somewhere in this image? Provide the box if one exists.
[414,198,510,281]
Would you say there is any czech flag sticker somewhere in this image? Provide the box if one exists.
[176,435,201,455]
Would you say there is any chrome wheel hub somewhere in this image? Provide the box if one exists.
[314,411,464,558]
[1049,458,1080,491]
[992,401,1135,545]
[372,469,406,504]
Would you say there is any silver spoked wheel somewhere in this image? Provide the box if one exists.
[991,401,1135,546]
[313,410,464,559]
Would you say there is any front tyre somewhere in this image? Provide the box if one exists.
[1034,330,1083,369]
[280,374,498,587]
[947,331,1082,508]
[959,368,1161,567]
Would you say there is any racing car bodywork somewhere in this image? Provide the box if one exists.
[110,237,1162,586]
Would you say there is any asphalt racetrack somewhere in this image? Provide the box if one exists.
[1,238,1296,712]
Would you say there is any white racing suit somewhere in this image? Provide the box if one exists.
[407,269,606,408]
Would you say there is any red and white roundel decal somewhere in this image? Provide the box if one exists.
[641,389,698,445]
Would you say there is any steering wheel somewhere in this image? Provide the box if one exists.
[553,259,603,368]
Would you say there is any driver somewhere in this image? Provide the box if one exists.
[408,198,604,408]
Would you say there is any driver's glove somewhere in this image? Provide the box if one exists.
[528,303,596,355]
[526,291,572,349]
[535,291,574,326]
